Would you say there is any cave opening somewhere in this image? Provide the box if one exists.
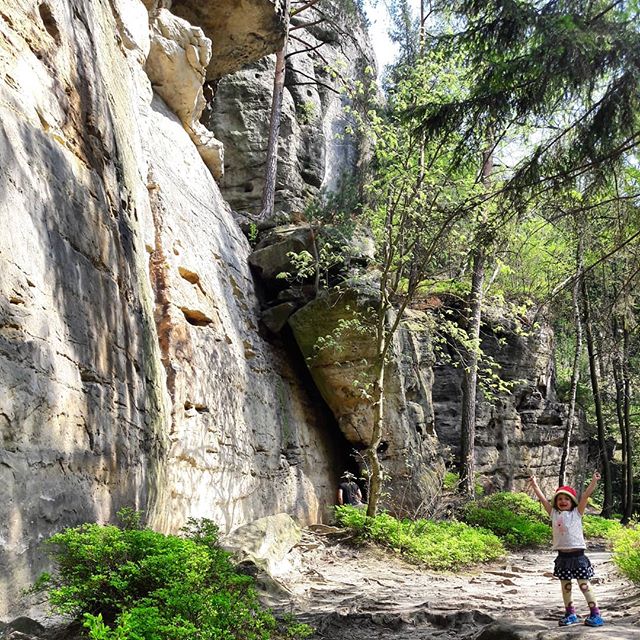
[277,324,360,503]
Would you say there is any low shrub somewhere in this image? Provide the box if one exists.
[463,492,551,547]
[35,510,312,640]
[611,526,640,584]
[583,515,623,539]
[442,471,459,491]
[335,505,505,570]
[462,492,625,548]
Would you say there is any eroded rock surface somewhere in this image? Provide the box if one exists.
[146,8,224,178]
[289,286,444,516]
[207,0,373,215]
[0,0,350,616]
[432,305,591,494]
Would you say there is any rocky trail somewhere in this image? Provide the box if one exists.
[264,527,640,640]
[3,526,639,640]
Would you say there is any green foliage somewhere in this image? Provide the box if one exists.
[335,505,505,570]
[492,215,574,302]
[297,101,317,125]
[277,239,346,287]
[431,301,526,401]
[248,223,259,246]
[611,526,640,584]
[463,493,626,547]
[442,471,459,490]
[422,0,640,208]
[35,511,311,640]
[582,515,623,539]
[463,492,551,547]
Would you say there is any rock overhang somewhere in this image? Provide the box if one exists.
[169,0,287,81]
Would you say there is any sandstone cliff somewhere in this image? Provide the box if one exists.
[0,0,365,615]
[0,0,590,620]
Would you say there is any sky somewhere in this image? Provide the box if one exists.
[364,2,398,71]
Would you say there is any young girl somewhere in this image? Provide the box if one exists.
[528,472,604,627]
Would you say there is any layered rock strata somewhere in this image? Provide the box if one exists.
[432,306,590,494]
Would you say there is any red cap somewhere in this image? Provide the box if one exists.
[554,485,578,505]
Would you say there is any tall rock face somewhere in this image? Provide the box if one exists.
[432,306,590,494]
[0,0,351,616]
[205,1,373,214]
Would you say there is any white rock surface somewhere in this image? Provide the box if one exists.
[146,8,223,178]
[0,0,343,616]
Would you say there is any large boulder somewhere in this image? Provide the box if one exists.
[289,284,444,516]
[221,512,301,575]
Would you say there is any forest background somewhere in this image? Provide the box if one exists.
[285,0,640,520]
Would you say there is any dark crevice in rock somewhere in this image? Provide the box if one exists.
[278,323,353,477]
[38,3,61,44]
[180,307,213,326]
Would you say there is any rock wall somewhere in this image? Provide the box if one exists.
[0,0,349,616]
[432,305,591,494]
[206,0,373,214]
[289,287,444,517]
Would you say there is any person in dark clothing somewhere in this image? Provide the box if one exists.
[337,472,363,506]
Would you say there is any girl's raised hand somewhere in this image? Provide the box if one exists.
[593,471,601,482]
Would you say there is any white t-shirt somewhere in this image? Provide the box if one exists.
[551,508,586,550]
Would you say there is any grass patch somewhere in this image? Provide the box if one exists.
[335,505,505,570]
[611,526,640,583]
[33,509,312,640]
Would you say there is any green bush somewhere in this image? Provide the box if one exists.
[462,492,625,548]
[463,492,551,547]
[442,471,459,490]
[35,512,311,640]
[583,515,623,539]
[335,505,505,570]
[611,526,640,584]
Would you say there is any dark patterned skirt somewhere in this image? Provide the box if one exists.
[553,549,595,580]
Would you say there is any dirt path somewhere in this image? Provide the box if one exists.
[266,527,640,639]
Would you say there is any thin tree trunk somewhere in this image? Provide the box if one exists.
[581,276,613,516]
[459,143,493,498]
[559,235,583,486]
[259,0,291,220]
[459,248,485,497]
[366,359,386,517]
[622,321,634,523]
[366,200,394,517]
[612,311,627,517]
